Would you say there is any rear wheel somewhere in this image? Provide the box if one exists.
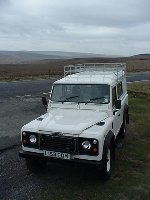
[118,117,127,138]
[26,158,46,173]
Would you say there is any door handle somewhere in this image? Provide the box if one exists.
[118,114,120,116]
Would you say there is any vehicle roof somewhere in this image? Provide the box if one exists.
[55,70,125,86]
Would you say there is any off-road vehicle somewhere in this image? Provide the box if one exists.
[19,63,129,180]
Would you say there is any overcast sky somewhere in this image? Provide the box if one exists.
[0,0,150,56]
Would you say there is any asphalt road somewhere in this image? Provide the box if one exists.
[0,72,150,99]
[0,146,103,200]
[0,79,56,99]
[126,71,150,82]
[0,96,45,150]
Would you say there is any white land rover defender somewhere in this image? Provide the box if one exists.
[19,63,129,180]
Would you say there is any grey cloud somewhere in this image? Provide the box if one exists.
[44,0,150,28]
[0,0,150,55]
[0,0,10,6]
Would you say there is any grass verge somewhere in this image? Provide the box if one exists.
[128,81,150,97]
[95,82,150,200]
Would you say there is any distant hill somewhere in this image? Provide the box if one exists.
[31,51,111,58]
[0,51,117,64]
[0,51,64,64]
[130,54,150,60]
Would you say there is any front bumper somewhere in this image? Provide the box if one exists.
[19,151,102,166]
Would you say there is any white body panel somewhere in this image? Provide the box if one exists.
[22,108,108,135]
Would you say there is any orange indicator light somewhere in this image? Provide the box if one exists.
[23,139,27,144]
[92,148,97,153]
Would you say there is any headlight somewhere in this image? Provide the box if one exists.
[29,135,37,144]
[79,138,98,156]
[82,141,91,150]
[22,132,39,149]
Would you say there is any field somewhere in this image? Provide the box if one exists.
[0,56,150,81]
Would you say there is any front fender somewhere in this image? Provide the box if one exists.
[80,117,114,160]
[102,131,115,160]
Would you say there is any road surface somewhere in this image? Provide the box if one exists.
[0,72,150,99]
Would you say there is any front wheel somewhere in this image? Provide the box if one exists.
[101,145,113,180]
[26,158,46,173]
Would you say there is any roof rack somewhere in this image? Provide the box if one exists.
[64,63,126,80]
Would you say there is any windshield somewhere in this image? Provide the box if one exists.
[51,84,110,104]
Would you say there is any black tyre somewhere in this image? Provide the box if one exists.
[101,144,113,180]
[26,158,46,173]
[118,116,127,139]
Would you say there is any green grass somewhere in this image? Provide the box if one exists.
[95,84,150,200]
[129,98,150,138]
[0,74,62,82]
[128,81,150,95]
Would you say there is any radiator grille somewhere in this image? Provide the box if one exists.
[40,134,77,154]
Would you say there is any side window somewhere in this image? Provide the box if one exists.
[117,82,123,98]
[112,86,117,108]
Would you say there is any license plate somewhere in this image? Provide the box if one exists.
[43,150,70,160]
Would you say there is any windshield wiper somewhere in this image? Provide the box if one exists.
[77,101,87,104]
[65,95,79,100]
[85,97,106,104]
[57,95,79,103]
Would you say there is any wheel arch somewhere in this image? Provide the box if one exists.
[102,131,115,160]
[124,104,129,124]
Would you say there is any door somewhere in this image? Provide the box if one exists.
[112,86,121,135]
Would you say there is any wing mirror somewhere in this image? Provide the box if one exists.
[42,96,48,110]
[115,99,121,109]
[113,100,121,115]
